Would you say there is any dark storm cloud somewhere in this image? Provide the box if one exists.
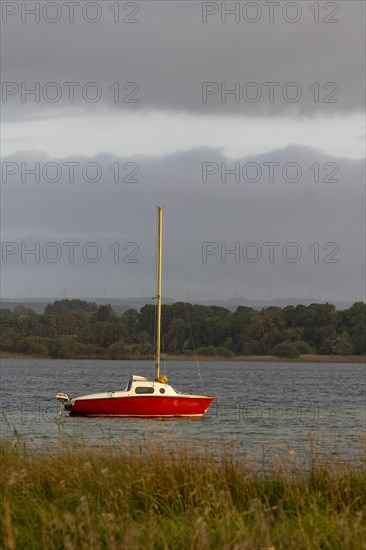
[1,1,364,121]
[1,146,364,300]
[1,2,364,301]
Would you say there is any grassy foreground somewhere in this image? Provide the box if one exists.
[1,441,365,550]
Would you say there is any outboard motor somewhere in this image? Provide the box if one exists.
[56,392,70,416]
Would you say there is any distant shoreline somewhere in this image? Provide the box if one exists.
[167,354,366,364]
[1,351,365,363]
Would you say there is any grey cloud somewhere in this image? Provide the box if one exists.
[1,145,364,301]
[1,1,365,121]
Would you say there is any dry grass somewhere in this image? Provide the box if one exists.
[1,438,365,550]
[1,350,365,363]
[166,353,366,363]
[0,352,41,359]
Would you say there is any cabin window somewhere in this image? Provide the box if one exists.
[159,388,165,394]
[135,386,154,394]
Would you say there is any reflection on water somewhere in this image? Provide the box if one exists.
[1,359,365,462]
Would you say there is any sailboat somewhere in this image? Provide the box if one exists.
[56,205,214,417]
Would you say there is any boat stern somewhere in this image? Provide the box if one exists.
[56,392,73,414]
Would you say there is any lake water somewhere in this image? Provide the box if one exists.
[1,359,365,462]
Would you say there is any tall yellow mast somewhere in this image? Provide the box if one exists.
[155,205,164,381]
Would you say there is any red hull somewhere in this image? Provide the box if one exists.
[70,395,214,417]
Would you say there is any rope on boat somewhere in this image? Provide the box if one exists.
[184,301,206,394]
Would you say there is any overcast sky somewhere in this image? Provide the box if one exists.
[1,1,365,302]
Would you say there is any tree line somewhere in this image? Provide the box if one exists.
[0,299,365,359]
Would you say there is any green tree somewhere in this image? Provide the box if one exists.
[91,305,118,323]
[271,342,299,358]
[292,340,312,354]
[108,340,128,360]
[165,319,189,353]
